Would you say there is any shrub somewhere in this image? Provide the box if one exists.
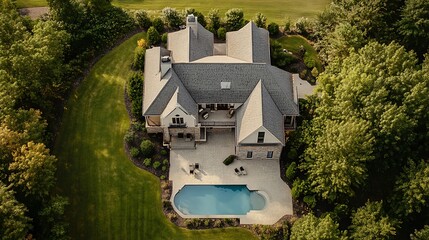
[207,9,221,31]
[161,32,168,44]
[223,155,237,165]
[213,219,223,228]
[304,52,316,68]
[153,161,161,169]
[184,219,193,228]
[162,159,169,165]
[162,199,172,209]
[160,150,168,156]
[284,17,291,33]
[270,41,299,68]
[311,67,319,78]
[217,27,226,40]
[143,158,152,167]
[132,46,145,71]
[167,212,177,221]
[294,17,314,36]
[160,175,166,180]
[162,166,167,172]
[127,73,144,117]
[130,147,140,158]
[185,8,207,27]
[303,195,316,208]
[254,12,267,28]
[134,10,151,29]
[204,219,210,227]
[267,22,280,36]
[140,140,155,157]
[124,130,135,144]
[147,26,160,46]
[286,162,297,180]
[287,148,298,160]
[152,17,164,33]
[299,69,307,79]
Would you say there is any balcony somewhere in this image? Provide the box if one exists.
[199,109,235,127]
[169,123,187,128]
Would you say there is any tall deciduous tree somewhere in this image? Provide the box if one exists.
[394,160,429,216]
[303,118,374,201]
[411,225,429,240]
[253,12,267,28]
[225,8,245,31]
[350,201,396,239]
[398,0,429,58]
[9,142,57,198]
[162,7,183,29]
[0,181,30,240]
[290,213,344,240]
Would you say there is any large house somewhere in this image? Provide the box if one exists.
[143,15,299,160]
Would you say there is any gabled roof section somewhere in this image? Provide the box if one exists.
[168,22,214,63]
[172,63,299,115]
[161,86,198,118]
[236,80,285,145]
[226,22,270,64]
[144,67,197,117]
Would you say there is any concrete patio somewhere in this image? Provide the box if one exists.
[169,130,293,225]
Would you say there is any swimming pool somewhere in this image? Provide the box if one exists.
[174,185,266,215]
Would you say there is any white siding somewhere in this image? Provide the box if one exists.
[161,106,196,127]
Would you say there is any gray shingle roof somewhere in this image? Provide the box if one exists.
[168,23,213,63]
[236,80,285,145]
[172,63,299,115]
[226,22,270,63]
[144,69,197,116]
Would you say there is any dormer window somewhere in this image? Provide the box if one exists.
[221,82,231,90]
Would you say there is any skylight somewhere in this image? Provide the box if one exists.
[221,82,231,90]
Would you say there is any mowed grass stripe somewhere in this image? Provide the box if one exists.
[17,0,330,22]
[54,32,257,239]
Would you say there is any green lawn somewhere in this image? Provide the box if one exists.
[17,0,330,22]
[54,32,257,239]
[277,35,322,71]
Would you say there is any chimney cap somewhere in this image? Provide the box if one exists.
[187,14,196,22]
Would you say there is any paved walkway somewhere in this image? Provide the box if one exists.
[169,131,293,224]
[293,74,316,99]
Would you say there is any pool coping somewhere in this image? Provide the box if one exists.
[171,184,270,219]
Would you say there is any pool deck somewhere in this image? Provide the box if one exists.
[169,131,293,225]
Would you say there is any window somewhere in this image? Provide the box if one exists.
[285,116,294,126]
[172,117,184,125]
[267,151,273,158]
[247,151,253,159]
[257,132,265,143]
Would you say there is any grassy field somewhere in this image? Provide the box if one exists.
[277,35,323,71]
[17,0,330,22]
[54,32,257,239]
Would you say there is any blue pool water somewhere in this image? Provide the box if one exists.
[174,185,266,215]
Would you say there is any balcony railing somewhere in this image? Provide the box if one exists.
[200,121,235,126]
[169,123,187,128]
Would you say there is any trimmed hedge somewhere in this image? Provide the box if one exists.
[223,155,237,165]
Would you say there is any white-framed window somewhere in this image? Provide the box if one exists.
[246,151,253,159]
[267,151,273,158]
[172,117,184,125]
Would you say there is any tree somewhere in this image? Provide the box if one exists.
[254,12,267,28]
[134,10,151,29]
[38,195,70,240]
[303,118,374,201]
[294,17,314,36]
[411,225,429,240]
[267,22,279,36]
[140,140,155,158]
[2,108,48,144]
[290,213,344,240]
[394,160,429,216]
[217,27,226,40]
[0,182,30,240]
[225,8,245,31]
[350,201,396,239]
[147,26,160,46]
[162,7,183,29]
[9,142,57,198]
[207,8,221,33]
[398,0,429,58]
[152,17,164,33]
